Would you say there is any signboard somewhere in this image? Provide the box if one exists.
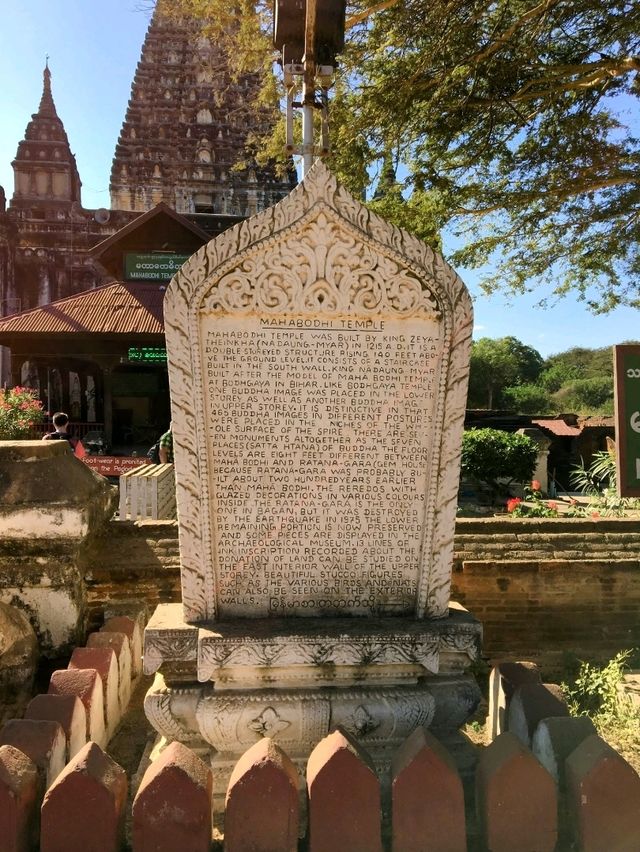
[124,253,190,282]
[613,344,640,497]
[127,347,167,364]
[82,456,146,478]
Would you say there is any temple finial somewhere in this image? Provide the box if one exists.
[39,58,57,117]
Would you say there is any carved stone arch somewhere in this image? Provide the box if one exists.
[165,162,472,622]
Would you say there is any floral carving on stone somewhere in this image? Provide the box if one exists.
[201,211,440,320]
[350,705,380,736]
[248,706,291,737]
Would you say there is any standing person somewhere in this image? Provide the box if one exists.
[159,423,173,463]
[42,411,76,449]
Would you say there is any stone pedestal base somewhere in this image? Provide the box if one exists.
[143,603,482,801]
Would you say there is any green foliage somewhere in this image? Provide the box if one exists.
[461,428,538,499]
[544,345,617,381]
[563,651,636,722]
[468,336,544,408]
[467,338,628,415]
[338,0,640,312]
[570,449,640,515]
[539,362,581,393]
[164,0,640,310]
[366,186,444,249]
[0,387,44,440]
[563,651,640,767]
[554,376,614,414]
[571,449,616,495]
[502,383,551,414]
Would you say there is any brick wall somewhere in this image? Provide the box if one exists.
[453,517,640,674]
[82,520,181,631]
[83,517,640,675]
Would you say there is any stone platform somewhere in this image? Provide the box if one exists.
[143,603,481,797]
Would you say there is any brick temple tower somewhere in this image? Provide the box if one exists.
[7,62,103,312]
[0,3,297,395]
[11,62,82,218]
[110,7,295,220]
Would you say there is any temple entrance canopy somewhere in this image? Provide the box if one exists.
[0,204,210,449]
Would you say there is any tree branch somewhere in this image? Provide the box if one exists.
[345,0,402,30]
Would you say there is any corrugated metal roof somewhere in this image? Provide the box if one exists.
[532,418,581,437]
[578,416,615,429]
[0,282,165,336]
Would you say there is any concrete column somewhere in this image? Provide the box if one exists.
[517,427,552,494]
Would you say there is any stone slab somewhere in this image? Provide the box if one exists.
[532,715,596,787]
[164,161,472,622]
[391,727,467,852]
[486,661,541,742]
[145,675,436,757]
[102,615,144,678]
[476,732,557,852]
[143,602,481,686]
[307,728,382,852]
[566,734,640,851]
[48,668,106,748]
[87,631,132,712]
[69,647,120,739]
[507,682,568,747]
[40,741,127,852]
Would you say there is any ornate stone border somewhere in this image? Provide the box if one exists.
[165,161,472,622]
[143,606,481,677]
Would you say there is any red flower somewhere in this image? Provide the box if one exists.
[531,480,541,492]
[591,511,600,519]
[507,497,522,513]
[547,501,558,511]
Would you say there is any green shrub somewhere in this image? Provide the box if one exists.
[461,428,537,501]
[554,376,613,413]
[502,383,552,414]
[563,651,633,720]
[570,450,640,516]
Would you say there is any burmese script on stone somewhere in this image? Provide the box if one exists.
[202,314,443,617]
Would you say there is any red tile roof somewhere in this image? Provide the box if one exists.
[0,282,165,336]
[532,418,581,437]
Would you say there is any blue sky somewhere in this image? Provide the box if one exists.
[0,0,637,358]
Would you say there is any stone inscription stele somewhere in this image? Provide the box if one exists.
[203,314,440,618]
[164,162,473,623]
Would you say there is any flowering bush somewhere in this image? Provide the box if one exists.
[507,481,560,517]
[0,386,44,439]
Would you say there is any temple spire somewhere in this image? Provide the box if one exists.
[110,7,295,215]
[10,59,81,210]
[38,59,58,118]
